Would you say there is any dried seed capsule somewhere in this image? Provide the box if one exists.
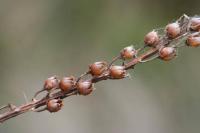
[77,81,93,96]
[33,76,60,100]
[159,47,176,61]
[109,66,127,79]
[59,76,75,92]
[165,22,181,39]
[144,31,159,47]
[47,99,63,113]
[44,76,59,91]
[190,17,200,31]
[89,61,107,76]
[120,46,137,59]
[186,34,200,47]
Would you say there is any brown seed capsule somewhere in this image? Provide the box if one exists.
[159,47,176,61]
[47,99,63,113]
[89,61,107,76]
[77,81,93,96]
[144,31,159,47]
[165,22,181,39]
[186,34,200,47]
[109,66,127,79]
[44,76,59,91]
[190,17,200,31]
[120,46,137,59]
[59,76,75,92]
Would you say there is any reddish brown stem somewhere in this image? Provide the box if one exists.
[0,14,198,124]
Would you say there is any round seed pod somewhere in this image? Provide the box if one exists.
[77,81,93,96]
[159,47,177,61]
[186,34,200,47]
[144,31,159,47]
[109,66,127,79]
[47,99,63,113]
[89,61,107,76]
[190,17,200,31]
[120,46,137,59]
[59,76,75,92]
[44,76,59,91]
[165,22,181,39]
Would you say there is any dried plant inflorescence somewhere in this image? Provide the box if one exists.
[0,14,200,123]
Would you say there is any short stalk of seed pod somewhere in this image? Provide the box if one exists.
[139,54,159,63]
[0,104,16,111]
[108,55,121,68]
[186,33,200,47]
[165,22,181,39]
[77,80,93,96]
[33,76,59,100]
[47,99,63,113]
[190,17,200,31]
[76,71,90,82]
[144,30,159,47]
[89,61,107,76]
[109,65,127,79]
[159,47,177,61]
[59,76,75,92]
[120,46,137,59]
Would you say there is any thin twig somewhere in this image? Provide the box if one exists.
[0,14,199,124]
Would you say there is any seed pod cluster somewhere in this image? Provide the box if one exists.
[120,46,137,59]
[47,99,63,113]
[159,47,177,61]
[32,15,200,115]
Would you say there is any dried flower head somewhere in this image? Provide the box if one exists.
[186,33,200,47]
[190,17,200,31]
[144,30,159,47]
[44,76,59,91]
[77,80,93,95]
[120,46,137,59]
[165,22,181,39]
[47,99,63,113]
[109,65,127,79]
[159,47,177,61]
[59,76,75,92]
[89,61,107,76]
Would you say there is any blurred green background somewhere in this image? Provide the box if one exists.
[0,0,200,133]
